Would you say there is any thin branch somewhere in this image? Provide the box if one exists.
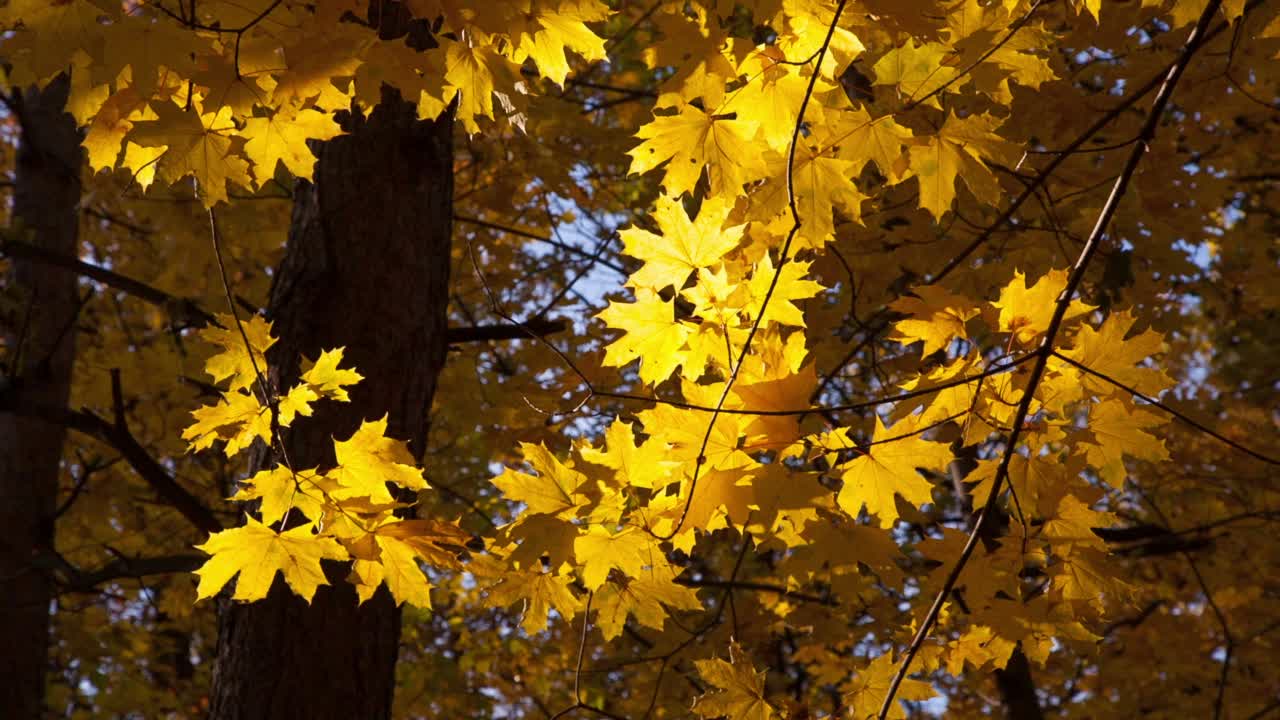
[877,3,1226,715]
[1,237,213,328]
[1050,351,1278,466]
[0,386,222,534]
[656,0,849,542]
[455,213,630,276]
[810,1,1252,408]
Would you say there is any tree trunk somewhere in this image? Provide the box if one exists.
[206,89,454,720]
[995,646,1045,720]
[0,75,82,720]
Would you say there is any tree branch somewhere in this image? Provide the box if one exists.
[0,381,223,535]
[878,2,1227,715]
[2,236,566,344]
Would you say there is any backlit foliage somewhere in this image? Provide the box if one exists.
[2,0,1279,718]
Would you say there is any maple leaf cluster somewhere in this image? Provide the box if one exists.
[5,0,1279,717]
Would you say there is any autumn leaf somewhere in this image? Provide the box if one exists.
[485,568,581,634]
[579,419,681,489]
[621,194,744,291]
[693,643,781,720]
[239,108,342,185]
[593,563,702,640]
[845,653,937,720]
[597,289,692,385]
[127,101,252,207]
[628,104,766,197]
[837,416,951,528]
[328,416,427,504]
[492,442,590,516]
[194,517,349,602]
[889,285,981,357]
[198,314,276,393]
[993,268,1094,346]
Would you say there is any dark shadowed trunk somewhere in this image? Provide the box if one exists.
[0,75,82,720]
[207,91,454,720]
[995,646,1045,720]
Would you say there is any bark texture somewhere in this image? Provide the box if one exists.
[0,75,81,712]
[0,76,82,720]
[207,93,454,720]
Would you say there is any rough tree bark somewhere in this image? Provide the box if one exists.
[0,76,82,719]
[207,89,454,719]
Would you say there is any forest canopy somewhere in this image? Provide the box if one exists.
[1,0,1278,718]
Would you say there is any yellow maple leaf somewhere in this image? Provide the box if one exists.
[182,390,271,457]
[231,465,326,526]
[907,112,1017,219]
[992,268,1094,346]
[511,0,610,87]
[486,568,581,634]
[198,313,276,393]
[491,442,589,516]
[1052,547,1133,607]
[837,416,951,528]
[593,563,702,640]
[194,517,348,602]
[745,255,825,328]
[597,288,692,385]
[328,416,427,504]
[277,383,319,427]
[572,526,669,590]
[444,39,521,134]
[889,285,981,357]
[845,653,937,720]
[873,40,959,107]
[787,142,866,247]
[1057,310,1173,397]
[834,107,914,184]
[579,419,681,489]
[722,46,813,150]
[628,104,765,197]
[300,347,364,401]
[1079,399,1169,487]
[127,101,252,207]
[621,195,744,291]
[1042,494,1113,550]
[239,108,342,186]
[693,643,781,720]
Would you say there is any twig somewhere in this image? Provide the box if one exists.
[877,3,1226,715]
